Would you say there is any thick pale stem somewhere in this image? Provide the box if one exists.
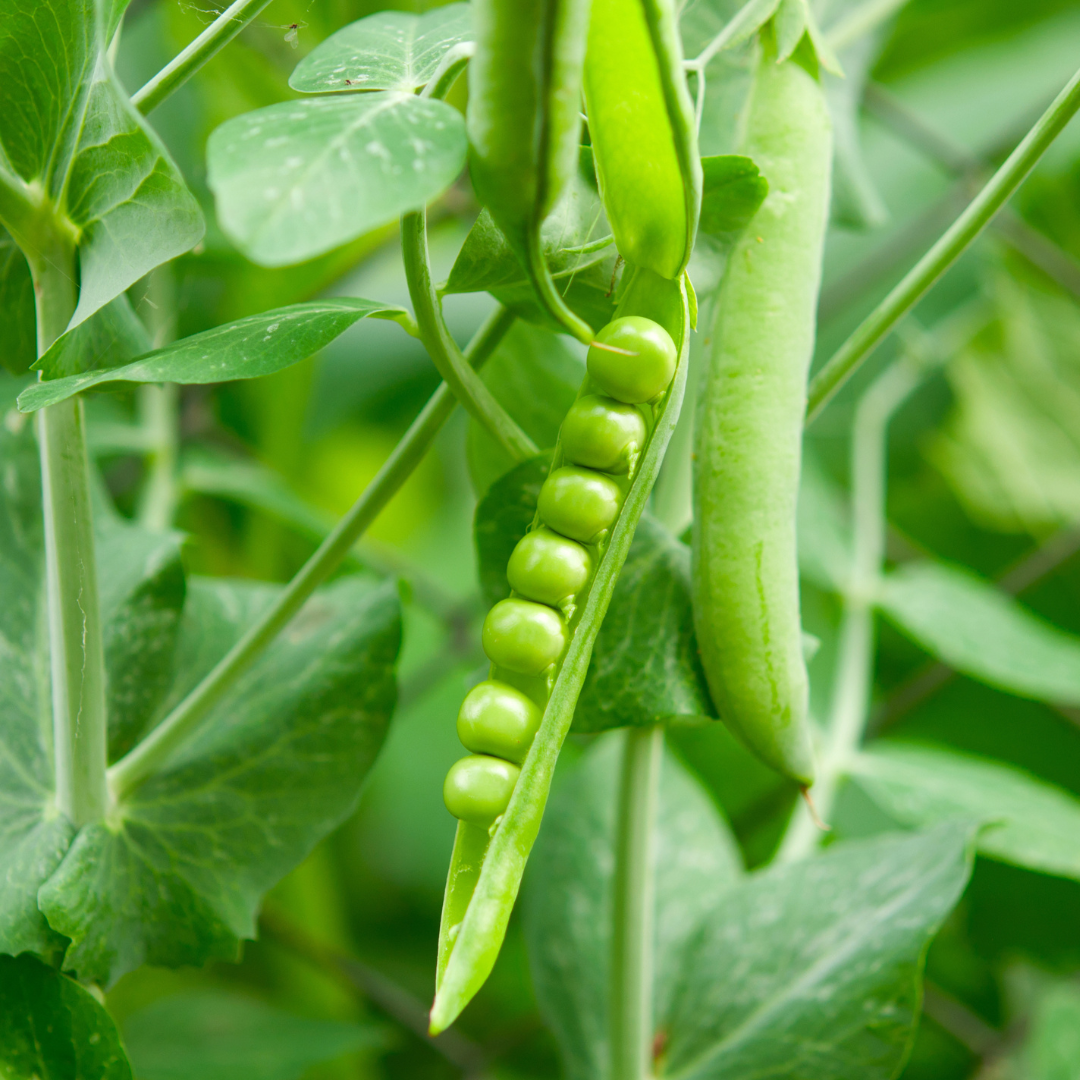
[132,0,273,115]
[611,725,664,1080]
[778,360,919,862]
[109,307,516,799]
[33,243,109,826]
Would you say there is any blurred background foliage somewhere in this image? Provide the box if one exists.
[55,0,1080,1075]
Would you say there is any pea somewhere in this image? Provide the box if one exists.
[586,316,677,404]
[561,396,647,473]
[443,754,521,825]
[506,527,591,607]
[482,598,567,675]
[457,680,542,764]
[537,466,623,544]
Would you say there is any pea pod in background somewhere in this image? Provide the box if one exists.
[691,28,833,788]
[431,269,691,1033]
[584,0,702,279]
[467,0,595,343]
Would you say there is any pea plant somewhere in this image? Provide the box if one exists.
[4,0,1080,1077]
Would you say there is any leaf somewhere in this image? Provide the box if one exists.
[850,743,1080,882]
[18,298,411,413]
[663,823,974,1080]
[877,560,1080,707]
[465,321,584,495]
[1025,982,1080,1080]
[575,517,716,731]
[0,225,35,375]
[474,454,552,609]
[0,954,132,1080]
[38,575,401,985]
[798,450,852,591]
[123,991,385,1080]
[34,293,152,380]
[289,4,472,95]
[697,155,769,242]
[206,93,467,267]
[775,0,810,63]
[523,733,744,1080]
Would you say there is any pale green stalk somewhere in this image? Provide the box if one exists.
[132,0,273,115]
[109,307,515,800]
[610,726,664,1080]
[31,238,109,827]
[807,63,1080,424]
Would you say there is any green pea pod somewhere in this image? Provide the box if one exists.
[583,0,702,279]
[467,0,595,343]
[430,268,691,1033]
[691,32,832,787]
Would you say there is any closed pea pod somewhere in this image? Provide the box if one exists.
[691,28,832,787]
[467,0,595,341]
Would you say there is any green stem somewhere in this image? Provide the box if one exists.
[806,63,1080,424]
[132,0,273,115]
[136,383,180,531]
[32,241,109,827]
[610,725,663,1080]
[108,306,515,800]
[778,358,920,862]
[401,210,538,462]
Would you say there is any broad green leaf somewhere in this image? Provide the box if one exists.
[207,93,467,267]
[798,450,852,592]
[38,575,401,985]
[0,225,35,375]
[19,298,410,412]
[850,743,1080,882]
[1025,982,1080,1080]
[523,733,743,1080]
[123,991,384,1080]
[697,156,768,242]
[878,560,1080,707]
[290,4,472,95]
[474,454,552,609]
[575,517,716,731]
[34,293,152,380]
[0,954,132,1080]
[466,321,584,495]
[663,823,974,1080]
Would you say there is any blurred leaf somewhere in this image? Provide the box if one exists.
[207,94,467,267]
[878,560,1080,706]
[930,279,1080,534]
[466,321,583,494]
[798,450,852,592]
[0,226,35,375]
[523,733,743,1080]
[663,823,975,1080]
[0,954,132,1080]
[474,454,552,608]
[698,155,769,241]
[34,294,152,380]
[19,298,411,412]
[575,517,716,731]
[1025,982,1080,1080]
[851,743,1080,881]
[38,575,400,985]
[290,4,472,95]
[123,991,384,1080]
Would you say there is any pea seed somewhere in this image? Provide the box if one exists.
[482,598,567,675]
[561,395,647,472]
[537,466,623,544]
[507,528,592,606]
[443,754,521,825]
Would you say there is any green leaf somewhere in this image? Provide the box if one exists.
[663,823,974,1080]
[878,560,1080,707]
[206,93,467,267]
[1025,982,1080,1080]
[0,954,132,1080]
[0,225,35,375]
[697,155,769,242]
[850,743,1080,882]
[575,517,716,731]
[34,293,152,380]
[38,575,401,985]
[289,4,472,95]
[18,298,411,413]
[465,321,584,495]
[123,991,385,1080]
[798,450,852,591]
[523,733,743,1080]
[474,453,552,608]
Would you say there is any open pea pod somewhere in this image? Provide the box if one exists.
[584,0,702,279]
[430,268,691,1032]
